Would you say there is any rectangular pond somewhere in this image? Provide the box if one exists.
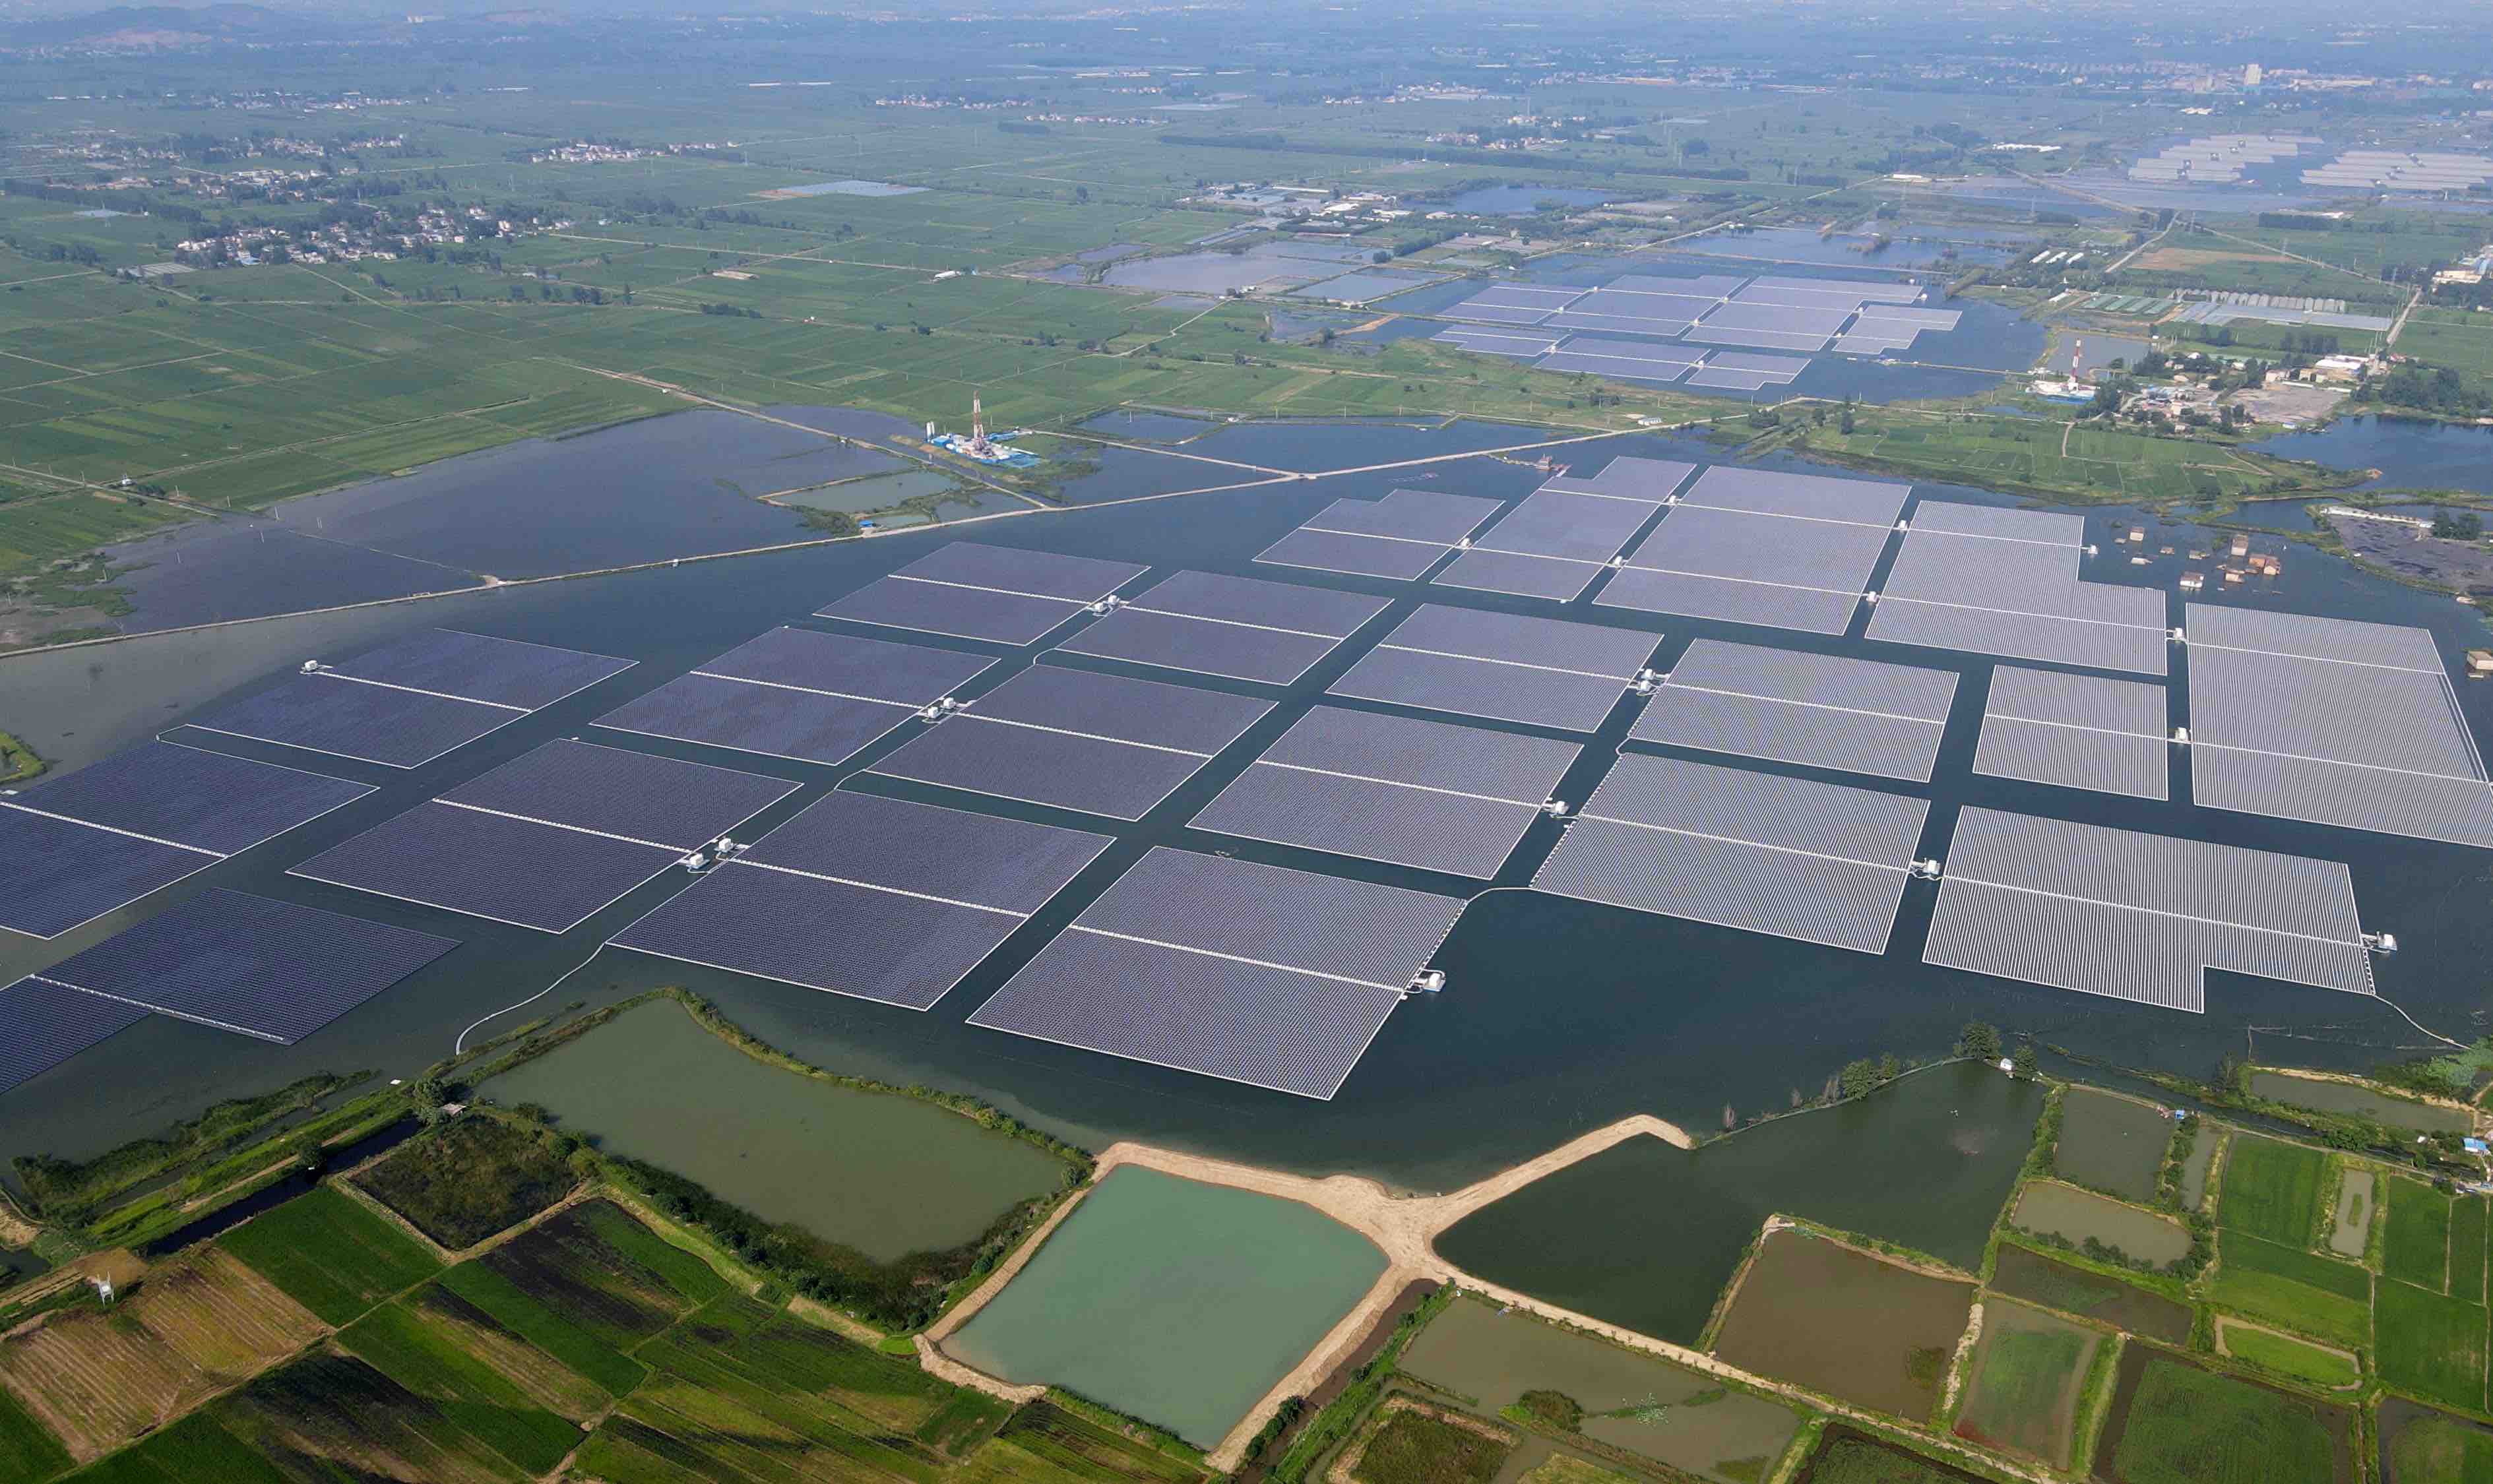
[2009,1182,2193,1268]
[2054,1088,2174,1203]
[2250,1072,2473,1134]
[942,1165,1385,1448]
[1711,1227,1972,1421]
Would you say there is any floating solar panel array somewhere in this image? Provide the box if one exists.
[1255,489,1505,580]
[1974,667,2170,801]
[1533,337,1709,385]
[1054,571,1389,685]
[1535,753,1932,954]
[2130,134,2314,184]
[1191,706,1580,878]
[293,739,798,932]
[0,979,150,1097]
[1441,282,1588,325]
[1925,809,2375,1013]
[1430,326,1560,360]
[26,888,457,1043]
[182,628,637,768]
[1868,502,2169,675]
[2184,605,2493,848]
[2303,149,2493,193]
[1598,465,1907,634]
[968,848,1465,1099]
[1683,352,1812,392]
[596,627,996,766]
[1433,474,1680,602]
[0,741,373,939]
[612,791,1112,1010]
[869,665,1271,820]
[1686,299,1852,354]
[1328,605,1660,732]
[1633,640,1957,783]
[817,541,1148,646]
[1836,306,1964,356]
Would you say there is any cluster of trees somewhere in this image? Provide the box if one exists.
[2431,509,2484,540]
[697,301,761,317]
[2355,364,2492,417]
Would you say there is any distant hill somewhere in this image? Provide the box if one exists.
[4,4,313,46]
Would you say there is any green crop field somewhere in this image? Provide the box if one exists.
[337,1295,604,1473]
[2217,1138,2327,1248]
[2378,1282,2490,1414]
[433,1261,650,1396]
[2455,1198,2488,1307]
[2387,1178,2455,1293]
[2221,1325,2360,1391]
[2385,1406,2493,1484]
[216,1186,443,1326]
[0,1386,71,1482]
[352,1118,579,1252]
[2107,1355,2340,1484]
[2399,310,2493,393]
[66,1412,290,1484]
[1952,1305,2095,1467]
[1350,1406,1512,1484]
[2209,1235,2372,1349]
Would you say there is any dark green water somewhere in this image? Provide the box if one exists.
[3,416,2489,1210]
[481,1001,1067,1262]
[1435,1063,2040,1344]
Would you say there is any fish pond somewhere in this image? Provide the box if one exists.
[1986,1243,2193,1344]
[2008,1183,2193,1268]
[1709,1228,1972,1422]
[482,1000,1069,1263]
[2053,1088,2174,1203]
[2329,1168,2375,1258]
[1399,1297,1803,1484]
[1434,1064,2038,1344]
[2249,1072,2473,1134]
[1951,1298,2100,1469]
[941,1165,1384,1448]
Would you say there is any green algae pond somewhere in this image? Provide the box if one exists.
[942,1165,1385,1448]
[1435,1063,2039,1345]
[1952,1298,2099,1469]
[482,1001,1069,1262]
[1986,1244,2193,1345]
[2250,1073,2473,1134]
[2053,1088,2173,1203]
[1399,1297,1802,1484]
[2008,1182,2192,1268]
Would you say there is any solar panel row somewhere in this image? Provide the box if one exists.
[1974,667,2170,801]
[182,629,636,767]
[596,627,995,766]
[1869,502,2170,675]
[1926,809,2375,1012]
[1635,640,1957,782]
[968,850,1464,1099]
[0,743,375,939]
[1597,466,1906,635]
[1434,483,1670,602]
[1327,605,1658,731]
[817,542,1149,645]
[1056,571,1389,684]
[1257,489,1506,580]
[612,791,1113,1010]
[0,978,150,1098]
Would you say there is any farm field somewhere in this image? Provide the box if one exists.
[2376,1280,2490,1414]
[351,1116,581,1252]
[2095,1345,2354,1484]
[2385,1178,2455,1293]
[1949,1299,2098,1468]
[2217,1138,2329,1249]
[216,1185,443,1324]
[1339,1402,1513,1484]
[2208,1233,2373,1349]
[2217,1320,2360,1391]
[2380,1398,2493,1484]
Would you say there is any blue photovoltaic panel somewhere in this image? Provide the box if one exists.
[615,867,1039,1011]
[892,543,1150,602]
[1300,490,1505,543]
[0,810,216,939]
[1633,640,1957,783]
[816,543,1149,645]
[595,676,918,768]
[1430,547,1601,602]
[441,739,796,848]
[32,888,458,1044]
[0,978,150,1097]
[738,791,1115,912]
[698,626,996,700]
[817,576,1090,645]
[1255,526,1447,581]
[1191,707,1578,877]
[184,674,518,768]
[1472,489,1662,563]
[594,628,994,766]
[326,629,635,710]
[612,791,1112,1009]
[9,741,371,855]
[1057,572,1389,686]
[968,929,1408,1099]
[1329,603,1657,729]
[968,849,1463,1098]
[292,801,683,932]
[871,667,1270,819]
